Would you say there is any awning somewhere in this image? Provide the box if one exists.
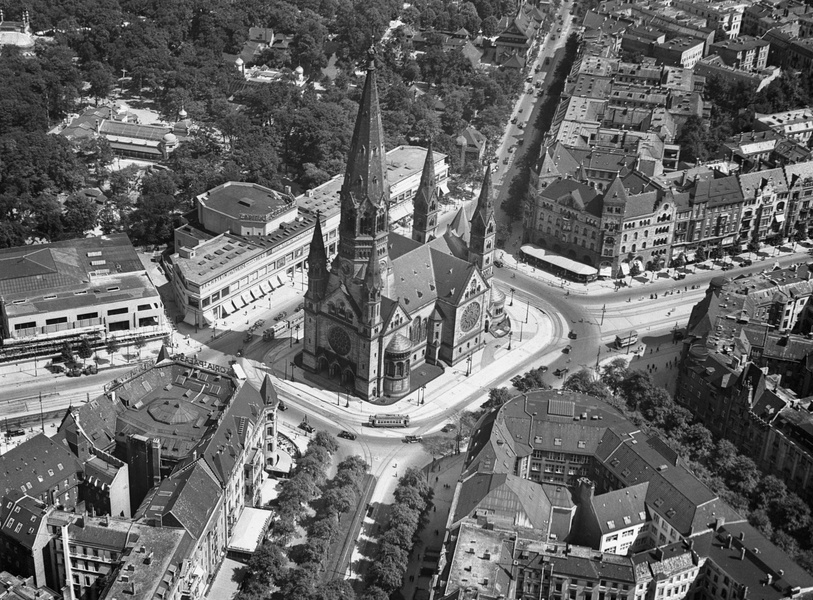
[201,313,214,326]
[277,275,284,286]
[619,262,630,276]
[234,295,246,309]
[230,300,240,313]
[684,251,696,262]
[439,182,450,195]
[775,213,785,223]
[599,266,612,277]
[519,244,597,276]
[220,303,230,317]
[259,282,271,295]
[389,200,412,223]
[241,293,251,305]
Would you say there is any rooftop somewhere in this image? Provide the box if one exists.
[296,145,447,217]
[198,181,293,222]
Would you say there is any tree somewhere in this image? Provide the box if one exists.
[511,367,549,392]
[106,338,120,365]
[60,341,74,365]
[618,370,656,410]
[126,192,179,245]
[482,15,500,36]
[680,423,714,462]
[77,338,94,366]
[601,357,629,394]
[85,61,115,104]
[62,193,98,238]
[134,338,146,360]
[246,541,286,587]
[312,430,339,454]
[695,246,707,262]
[481,387,513,410]
[314,579,356,600]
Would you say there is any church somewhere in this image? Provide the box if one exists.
[301,53,508,401]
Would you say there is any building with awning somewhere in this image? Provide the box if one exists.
[520,245,598,282]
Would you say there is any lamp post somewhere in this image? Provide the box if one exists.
[519,320,524,342]
[39,392,44,433]
[421,385,426,405]
[510,287,515,306]
[508,331,513,351]
[290,362,295,382]
[525,298,530,324]
[465,354,473,377]
[600,303,606,326]
[295,323,300,343]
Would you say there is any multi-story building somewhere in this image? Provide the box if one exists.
[0,234,167,363]
[672,0,747,40]
[171,146,449,329]
[708,35,769,70]
[755,108,813,145]
[435,390,813,600]
[784,161,813,240]
[652,37,705,68]
[737,167,789,247]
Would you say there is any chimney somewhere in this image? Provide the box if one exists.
[739,531,745,541]
[766,574,773,585]
[715,517,726,531]
[727,535,734,549]
[740,547,746,560]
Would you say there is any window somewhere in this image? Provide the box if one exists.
[107,307,128,316]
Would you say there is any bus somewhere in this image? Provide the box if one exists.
[368,414,410,428]
[230,361,247,381]
[614,331,638,349]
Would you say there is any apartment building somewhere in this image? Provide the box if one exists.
[708,35,769,70]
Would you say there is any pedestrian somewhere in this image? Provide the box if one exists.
[657,346,660,352]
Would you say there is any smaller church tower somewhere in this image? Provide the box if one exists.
[412,141,440,244]
[305,213,328,303]
[468,167,497,280]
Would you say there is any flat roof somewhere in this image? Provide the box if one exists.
[173,213,318,285]
[228,507,273,553]
[0,233,145,302]
[296,145,447,217]
[200,181,293,221]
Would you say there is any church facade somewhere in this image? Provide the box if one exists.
[301,54,505,401]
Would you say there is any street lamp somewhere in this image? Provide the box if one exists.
[600,303,606,326]
[295,323,301,343]
[421,385,427,405]
[525,298,530,324]
[39,392,44,433]
[510,287,515,306]
[508,331,513,351]
[465,354,473,377]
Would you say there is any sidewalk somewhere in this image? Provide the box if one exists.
[261,288,554,424]
[495,241,812,298]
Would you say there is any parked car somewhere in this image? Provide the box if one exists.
[518,123,525,129]
[243,333,253,343]
[568,331,577,339]
[563,345,572,354]
[278,400,288,411]
[503,157,509,164]
[511,117,517,124]
[296,302,305,312]
[404,435,422,443]
[274,311,288,321]
[299,421,314,434]
[525,76,533,82]
[83,364,98,375]
[67,367,83,377]
[494,258,504,268]
[441,423,457,433]
[338,430,357,440]
[742,258,753,266]
[508,145,516,153]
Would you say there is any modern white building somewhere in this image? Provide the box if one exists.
[0,234,167,362]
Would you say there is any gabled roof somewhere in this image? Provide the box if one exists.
[0,434,82,499]
[453,472,552,531]
[591,482,649,534]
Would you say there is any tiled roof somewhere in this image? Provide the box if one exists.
[0,434,81,499]
[591,482,649,534]
[453,472,552,530]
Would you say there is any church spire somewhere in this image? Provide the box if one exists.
[306,213,328,301]
[341,48,389,213]
[362,246,382,326]
[412,141,439,244]
[468,167,496,281]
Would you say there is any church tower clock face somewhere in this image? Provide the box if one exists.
[460,301,481,332]
[328,326,352,355]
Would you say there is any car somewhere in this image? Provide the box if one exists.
[296,302,305,312]
[67,367,83,377]
[508,146,516,153]
[518,107,524,113]
[278,400,288,411]
[568,331,577,339]
[518,138,524,145]
[742,258,753,266]
[675,273,687,280]
[83,364,98,375]
[557,27,562,31]
[338,430,357,440]
[525,76,533,82]
[545,56,551,65]
[441,423,457,433]
[537,90,544,96]
[518,123,525,129]
[299,421,314,434]
[553,368,564,377]
[563,345,572,353]
[511,117,517,124]
[494,258,504,268]
[243,333,253,343]
[5,429,25,438]
[535,65,542,72]
[274,311,288,321]
[404,435,422,443]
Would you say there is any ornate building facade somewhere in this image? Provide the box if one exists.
[301,55,503,400]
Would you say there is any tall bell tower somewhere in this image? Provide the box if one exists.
[333,49,392,304]
[412,141,440,244]
[469,167,497,281]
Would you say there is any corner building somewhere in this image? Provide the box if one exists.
[302,55,500,400]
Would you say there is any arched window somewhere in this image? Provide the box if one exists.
[360,210,373,235]
[487,223,494,234]
[328,302,336,314]
[386,361,395,376]
[396,362,404,377]
[411,317,421,342]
